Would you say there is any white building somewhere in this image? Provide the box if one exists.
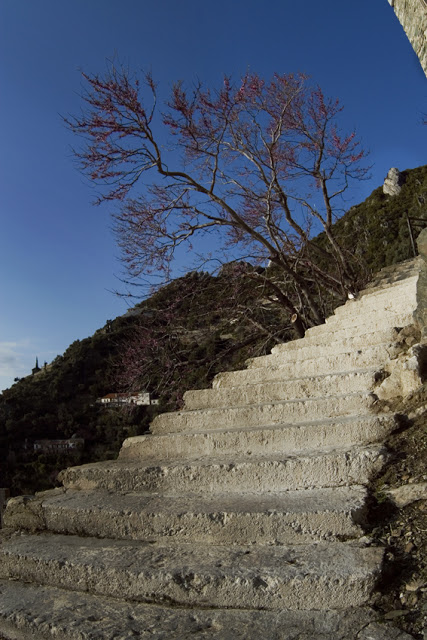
[97,392,158,406]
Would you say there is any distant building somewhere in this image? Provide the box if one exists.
[32,357,41,375]
[33,438,84,455]
[96,391,158,406]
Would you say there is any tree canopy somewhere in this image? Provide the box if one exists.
[66,65,369,333]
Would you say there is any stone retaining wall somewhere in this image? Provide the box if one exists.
[389,0,427,77]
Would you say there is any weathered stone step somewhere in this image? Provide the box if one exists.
[58,445,387,494]
[347,269,418,295]
[151,392,376,435]
[311,308,414,336]
[246,342,393,371]
[272,326,406,355]
[0,533,384,611]
[264,327,399,362]
[332,294,412,323]
[364,271,419,290]
[184,370,379,410]
[0,580,402,640]
[120,414,396,462]
[305,311,414,340]
[213,349,389,388]
[5,486,368,544]
[331,279,418,320]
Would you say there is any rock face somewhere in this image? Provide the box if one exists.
[0,257,425,639]
[386,482,427,508]
[389,0,427,79]
[383,167,405,196]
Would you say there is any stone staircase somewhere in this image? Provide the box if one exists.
[0,257,425,640]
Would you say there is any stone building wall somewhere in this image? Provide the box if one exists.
[388,0,427,77]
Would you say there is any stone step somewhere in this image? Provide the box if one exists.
[306,307,413,341]
[4,486,368,544]
[184,369,379,410]
[304,311,414,340]
[0,579,402,640]
[0,533,384,611]
[332,294,413,323]
[120,415,396,462]
[331,279,418,320]
[348,269,418,296]
[58,445,387,495]
[151,392,376,435]
[271,326,406,355]
[364,271,419,292]
[213,349,389,388]
[313,307,414,335]
[245,342,394,371]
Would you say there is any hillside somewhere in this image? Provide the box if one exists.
[0,164,426,497]
[0,270,293,495]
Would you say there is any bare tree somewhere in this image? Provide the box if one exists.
[112,268,294,406]
[66,65,369,334]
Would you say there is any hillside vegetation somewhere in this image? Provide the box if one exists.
[0,164,426,496]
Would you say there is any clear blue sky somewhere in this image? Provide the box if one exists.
[0,0,426,391]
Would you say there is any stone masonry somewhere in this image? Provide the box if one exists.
[388,0,427,77]
[1,239,427,638]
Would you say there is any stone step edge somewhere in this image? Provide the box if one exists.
[56,443,387,494]
[121,413,396,465]
[0,533,384,611]
[159,390,375,420]
[310,307,414,329]
[272,326,412,354]
[304,313,414,339]
[149,402,379,437]
[212,364,383,388]
[332,284,418,317]
[268,334,399,364]
[34,483,369,509]
[267,338,400,360]
[132,412,397,441]
[0,580,393,640]
[333,296,414,321]
[244,343,397,372]
[201,367,379,390]
[184,368,379,408]
[4,486,368,544]
[273,327,394,350]
[323,309,414,331]
[340,273,419,299]
[61,442,387,477]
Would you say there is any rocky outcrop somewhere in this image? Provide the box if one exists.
[383,167,405,196]
[0,256,425,639]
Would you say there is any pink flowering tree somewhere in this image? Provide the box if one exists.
[66,65,369,334]
[112,268,294,406]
